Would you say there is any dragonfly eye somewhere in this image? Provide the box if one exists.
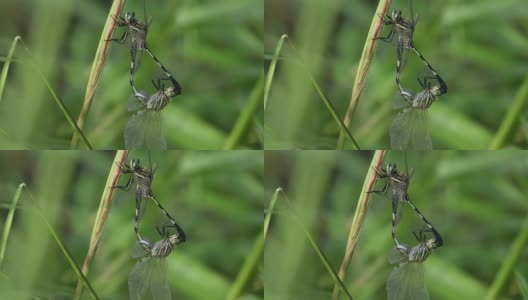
[392,10,402,21]
[387,163,397,175]
[131,159,140,169]
[125,11,135,22]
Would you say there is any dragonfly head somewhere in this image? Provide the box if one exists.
[391,10,403,22]
[431,78,448,97]
[164,87,177,98]
[124,11,136,23]
[386,163,398,176]
[430,85,443,97]
[169,233,186,246]
[130,159,141,171]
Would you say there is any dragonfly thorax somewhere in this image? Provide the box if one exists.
[411,89,436,109]
[407,242,430,263]
[150,238,174,257]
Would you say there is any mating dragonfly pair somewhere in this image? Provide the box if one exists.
[113,156,186,299]
[370,160,443,300]
[109,0,182,149]
[376,0,448,150]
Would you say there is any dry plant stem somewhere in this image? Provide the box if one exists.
[337,0,392,149]
[71,0,125,147]
[332,150,386,300]
[73,150,128,300]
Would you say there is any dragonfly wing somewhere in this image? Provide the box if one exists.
[390,109,412,150]
[128,93,146,112]
[144,112,167,150]
[387,262,429,300]
[129,258,153,300]
[406,263,429,300]
[131,240,151,258]
[150,259,171,300]
[125,110,147,149]
[387,263,411,300]
[410,110,432,150]
[393,94,411,109]
[394,197,404,226]
[132,47,145,79]
[387,247,405,264]
[134,193,149,232]
[397,45,411,74]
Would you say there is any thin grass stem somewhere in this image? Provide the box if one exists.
[337,0,392,149]
[332,150,386,300]
[73,150,128,300]
[264,34,288,111]
[71,0,126,147]
[0,36,20,105]
[222,73,264,150]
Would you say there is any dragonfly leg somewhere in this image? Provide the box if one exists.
[368,180,389,195]
[375,27,395,42]
[107,24,129,43]
[111,176,133,191]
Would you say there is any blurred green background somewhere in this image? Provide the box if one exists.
[265,150,528,299]
[264,0,528,149]
[0,0,263,149]
[0,150,263,299]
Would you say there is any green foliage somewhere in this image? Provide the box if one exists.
[265,151,528,299]
[0,0,263,149]
[0,151,263,299]
[264,0,528,149]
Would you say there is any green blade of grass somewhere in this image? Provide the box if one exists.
[18,37,93,149]
[276,190,354,300]
[485,213,528,300]
[71,0,126,147]
[225,231,264,300]
[0,183,25,267]
[286,41,361,150]
[489,75,528,149]
[515,271,528,299]
[332,150,386,300]
[305,67,361,150]
[222,72,264,150]
[264,187,282,239]
[293,213,354,300]
[37,199,100,300]
[337,0,392,149]
[73,150,128,300]
[0,36,20,105]
[1,183,99,299]
[264,34,288,111]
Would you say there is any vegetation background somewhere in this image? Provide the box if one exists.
[0,0,263,149]
[0,150,263,299]
[264,0,528,149]
[264,150,528,299]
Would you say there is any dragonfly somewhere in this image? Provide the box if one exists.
[108,0,151,88]
[375,0,448,100]
[108,0,181,94]
[390,73,447,150]
[124,74,180,150]
[108,1,181,150]
[370,161,443,249]
[107,1,181,88]
[386,227,443,300]
[128,223,186,300]
[112,157,186,245]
